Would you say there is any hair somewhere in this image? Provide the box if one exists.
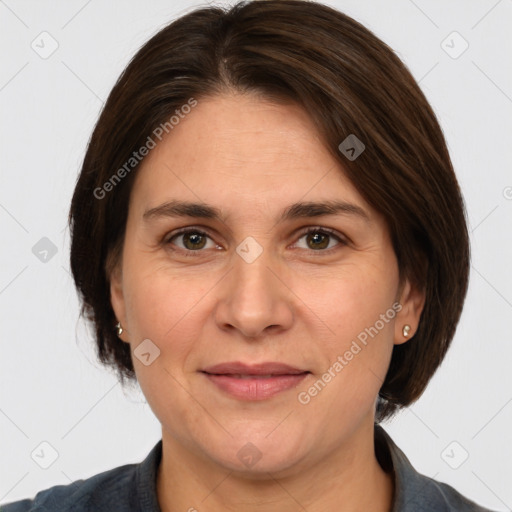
[68,0,470,422]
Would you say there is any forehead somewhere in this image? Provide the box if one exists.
[129,94,374,222]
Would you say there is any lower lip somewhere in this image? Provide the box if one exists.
[203,372,309,400]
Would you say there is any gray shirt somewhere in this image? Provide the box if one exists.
[1,425,496,511]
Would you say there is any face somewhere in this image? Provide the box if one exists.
[110,93,423,476]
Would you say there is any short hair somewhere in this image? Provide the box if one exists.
[68,0,470,422]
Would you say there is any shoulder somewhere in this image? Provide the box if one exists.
[375,425,497,512]
[408,477,496,512]
[0,440,162,512]
[0,462,136,512]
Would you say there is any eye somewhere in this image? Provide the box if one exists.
[293,227,346,252]
[163,226,347,256]
[164,228,218,254]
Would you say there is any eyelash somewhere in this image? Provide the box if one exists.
[163,226,347,257]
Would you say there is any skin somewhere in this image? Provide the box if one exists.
[110,92,425,512]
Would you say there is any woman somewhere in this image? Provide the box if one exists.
[2,0,496,510]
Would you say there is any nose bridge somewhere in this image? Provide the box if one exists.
[234,245,275,302]
[215,237,293,337]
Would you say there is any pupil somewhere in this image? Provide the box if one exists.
[309,232,328,250]
[185,233,205,249]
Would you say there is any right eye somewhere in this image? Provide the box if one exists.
[164,228,219,255]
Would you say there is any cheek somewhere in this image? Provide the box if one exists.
[121,257,227,403]
[317,264,398,342]
[305,264,398,402]
[122,268,206,425]
[123,252,209,340]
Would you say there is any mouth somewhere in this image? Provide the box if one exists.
[200,362,311,400]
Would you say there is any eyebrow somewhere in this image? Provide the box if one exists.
[143,199,371,224]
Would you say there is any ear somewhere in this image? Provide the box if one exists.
[394,278,425,345]
[109,263,130,344]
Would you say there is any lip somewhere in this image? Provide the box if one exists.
[201,361,310,401]
[202,361,307,375]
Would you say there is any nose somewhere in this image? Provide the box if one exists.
[214,245,294,339]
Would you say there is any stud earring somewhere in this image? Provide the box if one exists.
[116,322,123,337]
[402,324,411,337]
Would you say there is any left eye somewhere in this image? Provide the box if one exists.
[164,227,345,254]
[294,228,344,251]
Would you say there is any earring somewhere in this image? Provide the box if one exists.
[116,322,123,337]
[402,324,411,337]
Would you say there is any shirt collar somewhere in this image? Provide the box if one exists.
[135,438,163,511]
[136,425,431,512]
[375,423,439,511]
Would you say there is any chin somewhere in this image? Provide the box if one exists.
[224,452,306,478]
[204,431,309,477]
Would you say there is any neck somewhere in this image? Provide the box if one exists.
[156,419,394,512]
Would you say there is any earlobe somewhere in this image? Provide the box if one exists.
[394,278,425,345]
[109,265,129,343]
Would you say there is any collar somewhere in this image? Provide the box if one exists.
[135,438,163,511]
[135,425,448,512]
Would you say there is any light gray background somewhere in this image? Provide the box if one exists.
[1,0,511,509]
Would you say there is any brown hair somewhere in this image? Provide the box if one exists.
[68,0,470,421]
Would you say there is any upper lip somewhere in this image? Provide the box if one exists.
[202,362,309,376]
